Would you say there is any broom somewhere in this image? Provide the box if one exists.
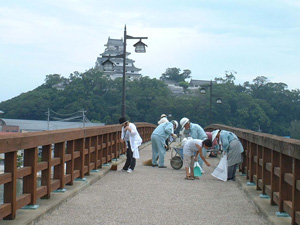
[143,158,154,166]
[110,161,118,171]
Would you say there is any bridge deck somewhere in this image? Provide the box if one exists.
[1,142,291,225]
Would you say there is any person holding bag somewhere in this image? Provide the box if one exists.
[213,129,244,181]
[182,138,212,180]
[119,117,142,173]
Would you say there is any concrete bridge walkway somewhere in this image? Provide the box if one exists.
[2,142,290,225]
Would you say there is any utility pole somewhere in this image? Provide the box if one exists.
[82,109,86,128]
[47,108,50,130]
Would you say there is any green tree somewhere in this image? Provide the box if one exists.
[160,68,191,83]
[289,120,300,140]
[45,74,67,87]
[178,81,189,93]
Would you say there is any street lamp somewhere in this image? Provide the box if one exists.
[101,25,148,117]
[121,26,148,117]
[200,80,222,124]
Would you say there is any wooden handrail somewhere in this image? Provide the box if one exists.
[206,124,300,225]
[0,122,156,220]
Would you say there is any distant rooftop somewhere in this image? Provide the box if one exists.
[0,118,104,133]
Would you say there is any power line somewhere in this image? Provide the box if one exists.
[46,108,91,129]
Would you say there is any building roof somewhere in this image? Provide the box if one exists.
[100,50,129,56]
[105,38,123,47]
[1,118,104,132]
[95,37,143,79]
[189,79,216,86]
[0,132,19,136]
[163,79,178,85]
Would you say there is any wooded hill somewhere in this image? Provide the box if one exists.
[1,69,299,139]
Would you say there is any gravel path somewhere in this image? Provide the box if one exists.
[36,143,269,225]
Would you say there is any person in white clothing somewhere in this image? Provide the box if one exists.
[119,117,143,173]
[182,138,212,180]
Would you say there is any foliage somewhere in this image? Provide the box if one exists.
[0,69,300,139]
[178,81,190,93]
[289,120,300,139]
[160,68,191,83]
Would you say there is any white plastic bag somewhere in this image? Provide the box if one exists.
[211,154,228,181]
[199,164,205,173]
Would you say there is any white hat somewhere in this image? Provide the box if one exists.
[180,117,189,128]
[160,114,167,118]
[171,120,178,129]
[211,129,220,141]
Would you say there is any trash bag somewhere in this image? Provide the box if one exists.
[194,161,202,177]
[211,154,228,181]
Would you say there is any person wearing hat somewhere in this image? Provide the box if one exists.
[179,117,207,140]
[180,117,208,168]
[157,113,172,150]
[206,130,220,157]
[214,129,244,181]
[151,120,178,168]
[119,117,143,173]
[157,114,169,125]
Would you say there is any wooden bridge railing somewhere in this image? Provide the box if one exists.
[206,124,300,225]
[0,122,156,220]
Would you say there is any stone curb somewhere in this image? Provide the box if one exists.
[235,174,291,225]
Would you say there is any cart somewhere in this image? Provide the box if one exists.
[170,147,183,170]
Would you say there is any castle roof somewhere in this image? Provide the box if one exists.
[105,37,123,47]
[189,79,215,86]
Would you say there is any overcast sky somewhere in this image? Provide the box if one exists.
[1,0,300,103]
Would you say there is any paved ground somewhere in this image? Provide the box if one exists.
[1,142,291,225]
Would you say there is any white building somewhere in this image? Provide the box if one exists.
[95,38,142,80]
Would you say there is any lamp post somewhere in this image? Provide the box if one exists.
[200,80,222,124]
[121,25,148,117]
[0,110,3,132]
[102,26,148,117]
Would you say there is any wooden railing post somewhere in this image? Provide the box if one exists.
[98,135,103,168]
[66,140,75,185]
[75,138,84,179]
[256,145,262,190]
[292,158,300,225]
[246,141,250,180]
[261,147,271,195]
[41,145,52,198]
[91,136,98,170]
[108,133,112,162]
[53,142,65,189]
[3,151,17,220]
[271,150,280,205]
[23,147,38,205]
[112,132,118,159]
[279,154,292,213]
[85,137,91,176]
[248,143,256,183]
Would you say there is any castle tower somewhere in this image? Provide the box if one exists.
[95,37,142,80]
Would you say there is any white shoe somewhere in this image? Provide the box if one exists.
[119,169,127,172]
[127,168,133,173]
